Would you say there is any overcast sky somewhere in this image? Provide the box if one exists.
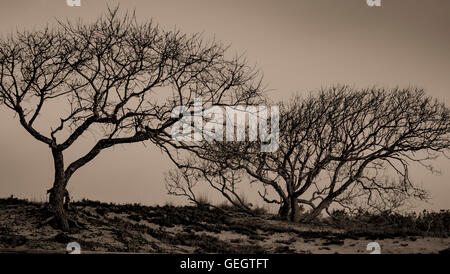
[0,0,449,210]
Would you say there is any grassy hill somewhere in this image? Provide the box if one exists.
[0,197,449,254]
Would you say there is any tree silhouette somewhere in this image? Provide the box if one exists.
[169,86,450,221]
[0,7,263,230]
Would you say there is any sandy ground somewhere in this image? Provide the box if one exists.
[0,200,449,254]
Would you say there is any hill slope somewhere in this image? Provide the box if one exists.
[0,198,449,254]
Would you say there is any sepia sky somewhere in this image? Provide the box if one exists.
[0,0,449,210]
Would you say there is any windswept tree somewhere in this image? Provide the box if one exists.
[169,86,450,222]
[0,7,263,230]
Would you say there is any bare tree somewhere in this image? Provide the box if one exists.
[177,86,449,222]
[0,7,263,230]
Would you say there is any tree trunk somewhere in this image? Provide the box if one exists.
[289,196,301,222]
[278,196,301,222]
[278,201,290,219]
[48,149,69,231]
[300,199,331,223]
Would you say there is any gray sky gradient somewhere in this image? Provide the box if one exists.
[0,0,449,210]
